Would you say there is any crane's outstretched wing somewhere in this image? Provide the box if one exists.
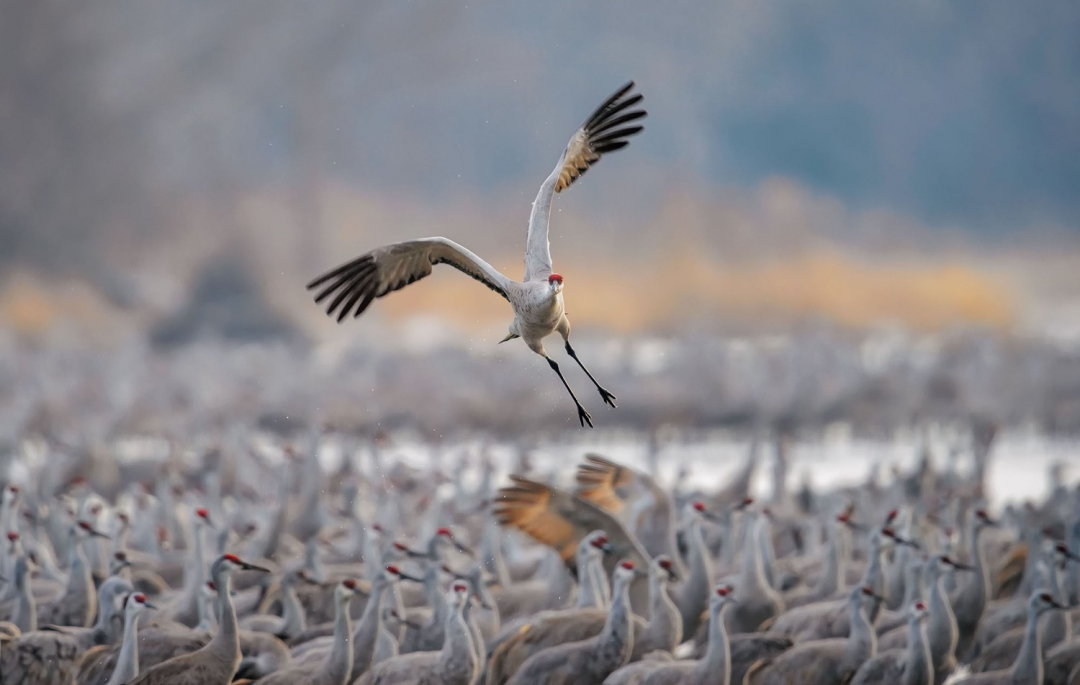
[575,453,637,514]
[494,475,649,571]
[306,238,512,322]
[524,81,647,282]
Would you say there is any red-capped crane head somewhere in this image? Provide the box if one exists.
[548,273,563,285]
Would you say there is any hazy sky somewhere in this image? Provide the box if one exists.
[85,1,1080,231]
[3,0,1079,287]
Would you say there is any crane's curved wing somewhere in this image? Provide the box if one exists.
[494,475,649,571]
[524,82,647,282]
[306,238,513,322]
[575,453,638,514]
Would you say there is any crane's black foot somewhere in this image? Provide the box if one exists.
[577,404,594,428]
[597,386,617,408]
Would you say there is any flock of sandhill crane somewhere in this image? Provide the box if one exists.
[0,424,1078,685]
[2,83,1075,685]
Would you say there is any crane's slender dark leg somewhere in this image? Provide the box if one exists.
[565,341,617,408]
[546,356,594,428]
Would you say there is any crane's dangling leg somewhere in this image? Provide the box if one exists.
[557,316,616,409]
[545,357,594,428]
[564,341,617,408]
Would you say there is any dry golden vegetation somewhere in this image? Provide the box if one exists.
[0,180,1068,340]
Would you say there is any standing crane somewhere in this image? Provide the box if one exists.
[307,82,648,427]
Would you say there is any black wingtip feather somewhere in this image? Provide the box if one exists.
[593,140,629,154]
[592,126,644,147]
[584,81,636,130]
[586,94,645,135]
[591,109,647,137]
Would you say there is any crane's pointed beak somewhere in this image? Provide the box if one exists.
[498,333,519,344]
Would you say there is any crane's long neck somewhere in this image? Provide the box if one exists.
[481,518,510,589]
[209,567,241,671]
[959,521,989,613]
[644,575,682,651]
[1011,603,1044,684]
[280,582,307,635]
[576,548,603,609]
[425,567,447,626]
[460,592,487,668]
[687,517,712,593]
[107,608,142,685]
[719,511,737,569]
[260,472,290,560]
[185,521,206,590]
[756,516,778,589]
[646,484,680,565]
[363,534,383,582]
[1020,523,1041,596]
[349,577,388,678]
[900,561,924,610]
[596,574,634,667]
[304,536,325,580]
[1044,553,1071,647]
[1068,519,1080,607]
[90,582,122,642]
[695,602,730,685]
[13,560,37,632]
[197,588,216,631]
[926,564,958,669]
[68,533,97,624]
[952,521,990,663]
[475,570,500,630]
[738,514,770,597]
[439,599,479,685]
[818,523,841,597]
[860,534,886,622]
[887,542,912,611]
[903,615,932,685]
[324,593,354,685]
[843,598,877,673]
[541,549,573,608]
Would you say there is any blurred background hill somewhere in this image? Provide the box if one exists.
[1,0,1079,432]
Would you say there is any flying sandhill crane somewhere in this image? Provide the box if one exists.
[306,82,648,427]
[355,581,479,685]
[505,560,638,685]
[575,454,683,566]
[849,601,933,685]
[494,475,651,614]
[946,591,1067,685]
[124,554,270,685]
